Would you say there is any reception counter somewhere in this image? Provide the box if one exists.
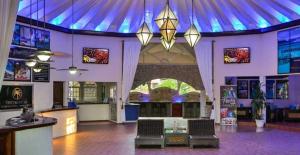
[0,117,57,155]
[40,107,78,138]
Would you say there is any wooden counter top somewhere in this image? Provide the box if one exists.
[0,117,57,133]
[40,107,79,113]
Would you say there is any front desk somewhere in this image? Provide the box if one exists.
[40,107,78,138]
[0,117,56,155]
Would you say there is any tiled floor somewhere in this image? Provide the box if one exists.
[53,122,300,155]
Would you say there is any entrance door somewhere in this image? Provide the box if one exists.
[172,103,182,117]
[53,81,64,107]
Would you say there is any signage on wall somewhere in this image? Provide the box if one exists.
[224,47,250,64]
[0,85,33,109]
[33,63,50,82]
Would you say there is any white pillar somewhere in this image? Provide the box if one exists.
[200,90,207,118]
[259,76,267,123]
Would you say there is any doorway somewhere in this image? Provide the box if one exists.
[53,81,64,107]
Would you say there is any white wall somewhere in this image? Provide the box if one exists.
[1,23,296,124]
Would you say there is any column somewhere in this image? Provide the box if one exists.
[200,90,207,118]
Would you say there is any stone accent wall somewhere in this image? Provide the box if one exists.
[132,64,204,90]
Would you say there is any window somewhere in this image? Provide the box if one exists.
[68,81,117,104]
[83,82,97,102]
[68,81,80,101]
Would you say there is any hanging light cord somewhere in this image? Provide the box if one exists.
[71,0,74,66]
[43,0,46,30]
[191,0,194,25]
[143,0,145,22]
[30,0,32,48]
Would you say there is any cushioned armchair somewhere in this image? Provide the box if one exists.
[188,119,219,148]
[135,119,165,148]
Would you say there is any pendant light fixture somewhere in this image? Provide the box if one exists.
[184,0,201,47]
[155,0,178,28]
[156,0,178,46]
[161,37,175,50]
[57,0,88,75]
[33,65,42,73]
[136,0,153,46]
[36,0,53,62]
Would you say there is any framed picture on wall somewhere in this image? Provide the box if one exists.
[20,25,35,47]
[276,80,289,99]
[14,61,31,81]
[82,47,109,64]
[12,24,20,45]
[224,47,250,64]
[35,29,50,50]
[250,80,260,99]
[237,80,248,99]
[4,59,15,81]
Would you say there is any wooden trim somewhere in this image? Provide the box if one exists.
[16,15,300,37]
[79,120,110,123]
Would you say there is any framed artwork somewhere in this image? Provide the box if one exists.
[4,59,15,81]
[9,47,36,59]
[224,47,250,64]
[266,80,275,99]
[276,80,289,99]
[0,85,33,109]
[237,80,248,99]
[20,25,35,47]
[12,24,20,45]
[14,61,31,81]
[250,80,260,99]
[82,47,109,64]
[35,29,50,50]
[32,63,50,82]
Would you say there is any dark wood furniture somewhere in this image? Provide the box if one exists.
[135,119,165,148]
[284,109,300,122]
[237,107,252,121]
[188,119,219,148]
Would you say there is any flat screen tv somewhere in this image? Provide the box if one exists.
[224,47,250,64]
[278,26,300,74]
[82,47,109,64]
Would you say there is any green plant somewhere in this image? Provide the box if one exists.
[251,83,266,120]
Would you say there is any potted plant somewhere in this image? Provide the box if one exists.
[251,83,266,128]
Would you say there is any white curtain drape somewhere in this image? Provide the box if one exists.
[121,40,141,121]
[0,0,19,91]
[194,41,213,101]
[194,41,214,119]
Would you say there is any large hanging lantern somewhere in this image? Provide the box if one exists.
[155,3,178,28]
[161,37,175,50]
[160,18,177,43]
[184,24,201,47]
[136,22,153,46]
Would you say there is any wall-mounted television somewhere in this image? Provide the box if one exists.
[224,47,250,64]
[278,26,300,74]
[82,47,109,64]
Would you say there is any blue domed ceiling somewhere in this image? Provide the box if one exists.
[17,0,300,33]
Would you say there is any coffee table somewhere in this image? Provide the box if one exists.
[165,129,188,146]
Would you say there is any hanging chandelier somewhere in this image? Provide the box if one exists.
[184,0,201,47]
[136,0,153,46]
[136,0,201,50]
